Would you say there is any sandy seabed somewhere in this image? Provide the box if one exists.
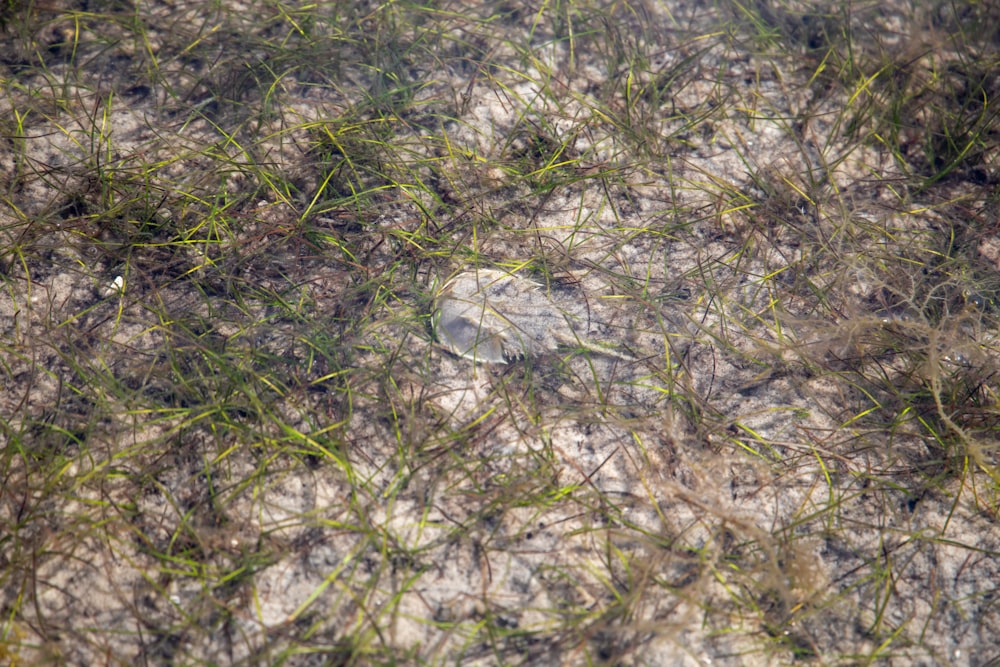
[1,1,999,665]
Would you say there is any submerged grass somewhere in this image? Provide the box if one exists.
[1,0,999,665]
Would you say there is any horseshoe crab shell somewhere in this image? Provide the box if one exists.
[433,270,533,363]
[432,269,603,364]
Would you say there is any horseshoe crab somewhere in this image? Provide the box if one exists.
[432,269,632,364]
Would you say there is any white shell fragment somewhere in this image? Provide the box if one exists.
[98,275,125,298]
[433,269,630,364]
